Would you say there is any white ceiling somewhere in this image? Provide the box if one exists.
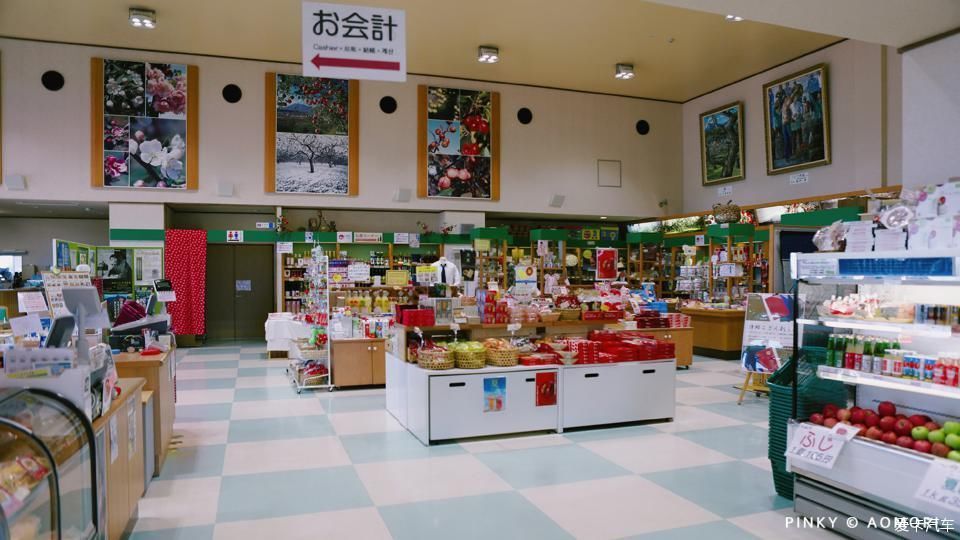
[0,200,108,218]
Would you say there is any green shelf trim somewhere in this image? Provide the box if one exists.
[470,227,512,241]
[567,239,626,249]
[626,231,664,243]
[109,228,165,241]
[663,236,698,248]
[530,229,569,242]
[781,207,861,226]
[707,223,755,239]
[207,230,279,243]
[419,233,470,244]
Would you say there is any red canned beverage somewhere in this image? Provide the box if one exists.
[892,355,904,377]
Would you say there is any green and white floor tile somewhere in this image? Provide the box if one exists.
[130,352,825,539]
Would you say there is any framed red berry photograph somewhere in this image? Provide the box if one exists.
[418,85,500,200]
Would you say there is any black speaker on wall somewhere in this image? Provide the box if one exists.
[222,84,243,103]
[517,107,533,125]
[635,120,650,135]
[379,96,398,114]
[41,70,65,91]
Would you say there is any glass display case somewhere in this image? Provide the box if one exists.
[0,388,99,540]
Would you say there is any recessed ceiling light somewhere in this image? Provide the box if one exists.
[600,216,608,220]
[614,64,635,80]
[725,14,744,22]
[477,46,499,64]
[129,8,157,29]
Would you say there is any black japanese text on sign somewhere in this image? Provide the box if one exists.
[301,2,407,82]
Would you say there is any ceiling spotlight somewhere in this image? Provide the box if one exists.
[725,14,744,22]
[129,8,157,29]
[600,216,608,220]
[614,63,635,80]
[477,46,500,64]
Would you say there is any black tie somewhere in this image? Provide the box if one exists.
[441,264,447,283]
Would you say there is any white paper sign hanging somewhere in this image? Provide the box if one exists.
[394,232,409,244]
[301,2,407,82]
[915,458,960,513]
[276,242,294,254]
[784,423,856,470]
[17,291,49,314]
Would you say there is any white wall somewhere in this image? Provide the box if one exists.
[681,40,894,212]
[0,38,682,219]
[902,33,960,187]
[0,217,108,270]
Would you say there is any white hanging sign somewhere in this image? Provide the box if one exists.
[301,2,407,82]
[337,231,353,243]
[394,232,410,244]
[276,242,294,254]
[785,423,856,470]
[915,458,960,513]
[17,291,49,314]
[354,232,383,243]
[347,262,371,282]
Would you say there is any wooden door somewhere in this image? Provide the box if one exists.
[371,340,386,384]
[205,244,235,340]
[333,341,373,387]
[234,244,274,339]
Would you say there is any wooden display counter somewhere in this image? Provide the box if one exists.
[114,350,174,475]
[92,377,145,540]
[332,337,386,387]
[640,327,693,368]
[680,308,744,360]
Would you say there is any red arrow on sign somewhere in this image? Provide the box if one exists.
[310,54,400,71]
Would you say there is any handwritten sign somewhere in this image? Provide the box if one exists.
[785,423,856,469]
[347,262,371,282]
[394,232,409,244]
[915,459,960,513]
[17,291,49,314]
[385,270,409,286]
[415,265,437,285]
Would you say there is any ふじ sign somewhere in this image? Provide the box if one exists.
[302,2,406,82]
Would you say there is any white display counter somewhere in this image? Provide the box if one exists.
[386,353,676,444]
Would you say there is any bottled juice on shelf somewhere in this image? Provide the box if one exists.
[861,337,874,373]
[826,334,837,367]
[844,335,857,370]
[944,356,959,387]
[871,338,886,374]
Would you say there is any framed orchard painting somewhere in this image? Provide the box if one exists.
[264,73,358,195]
[417,85,500,200]
[90,58,198,189]
[763,63,831,175]
[699,101,744,186]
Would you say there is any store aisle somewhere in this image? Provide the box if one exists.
[129,350,829,540]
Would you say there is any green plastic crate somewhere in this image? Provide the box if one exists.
[766,348,848,500]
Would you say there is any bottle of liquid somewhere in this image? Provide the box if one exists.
[872,338,886,374]
[844,335,857,370]
[860,337,874,373]
[363,290,373,314]
[826,334,837,367]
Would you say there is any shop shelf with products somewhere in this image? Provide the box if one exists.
[626,232,664,295]
[785,250,960,532]
[287,248,333,393]
[471,228,511,291]
[0,387,101,540]
[706,223,755,302]
[662,232,709,298]
[530,229,568,293]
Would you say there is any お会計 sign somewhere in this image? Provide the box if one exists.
[302,2,406,82]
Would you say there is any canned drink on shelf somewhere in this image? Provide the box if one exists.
[924,357,937,382]
[892,353,904,378]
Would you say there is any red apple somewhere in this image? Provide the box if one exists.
[850,406,863,414]
[852,423,867,436]
[914,440,933,454]
[909,414,931,427]
[809,413,824,425]
[881,431,899,445]
[894,419,915,437]
[836,408,852,422]
[897,435,915,448]
[896,414,908,421]
[866,426,884,440]
[926,421,942,432]
[823,417,838,428]
[864,412,880,428]
[933,442,952,458]
[879,416,897,432]
[823,403,840,418]
[850,410,867,424]
[878,401,896,417]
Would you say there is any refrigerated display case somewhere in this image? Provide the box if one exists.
[0,388,99,540]
[786,249,960,538]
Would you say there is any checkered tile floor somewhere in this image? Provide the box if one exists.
[129,347,831,539]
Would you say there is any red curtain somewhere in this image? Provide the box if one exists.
[164,229,207,335]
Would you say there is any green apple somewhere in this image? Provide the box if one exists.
[943,421,960,435]
[946,433,960,450]
[929,430,947,444]
[948,451,960,462]
[913,426,930,441]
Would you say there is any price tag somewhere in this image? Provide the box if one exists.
[915,459,960,513]
[449,322,460,333]
[17,291,49,314]
[276,242,294,254]
[785,423,855,469]
[506,323,521,333]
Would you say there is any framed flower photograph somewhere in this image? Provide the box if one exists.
[417,85,500,200]
[699,101,744,186]
[763,63,831,175]
[264,73,359,195]
[91,58,198,189]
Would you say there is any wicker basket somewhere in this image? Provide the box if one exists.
[558,308,581,321]
[486,348,519,367]
[539,312,561,323]
[417,349,454,370]
[455,350,487,369]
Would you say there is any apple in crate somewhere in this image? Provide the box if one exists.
[909,414,931,427]
[912,426,930,441]
[949,451,960,463]
[896,436,915,449]
[926,421,941,432]
[852,424,867,436]
[864,412,880,428]
[877,401,896,417]
[865,427,884,440]
[913,440,932,454]
[850,409,866,424]
[933,443,952,458]
[823,404,839,419]
[929,430,947,444]
[809,413,824,425]
[946,433,960,450]
[943,421,960,435]
[836,409,852,422]
[823,418,838,428]
[881,431,899,445]
[879,416,897,432]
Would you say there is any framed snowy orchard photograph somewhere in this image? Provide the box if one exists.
[264,73,359,195]
[91,58,198,189]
